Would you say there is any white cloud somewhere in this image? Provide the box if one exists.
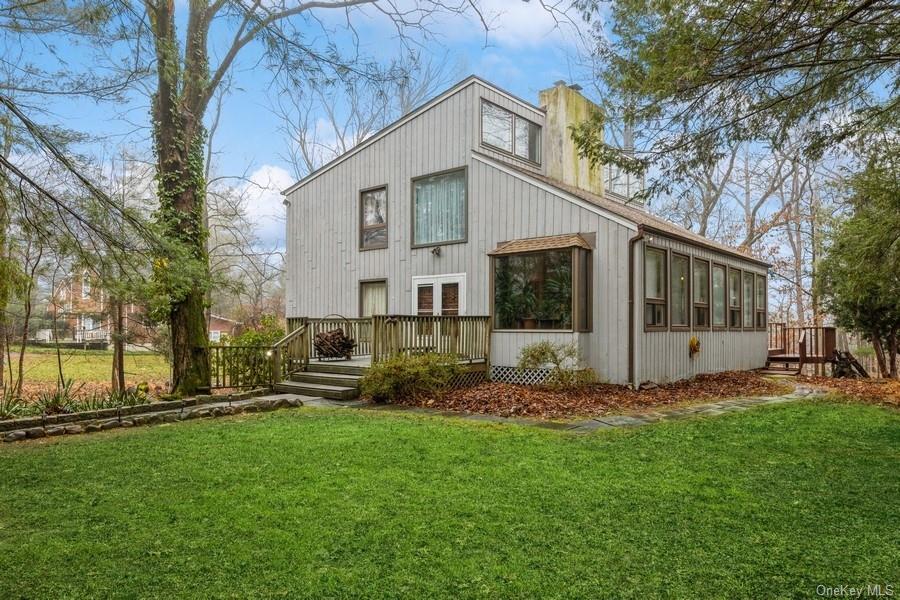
[473,0,583,49]
[240,164,294,249]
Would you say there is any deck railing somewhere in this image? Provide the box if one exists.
[767,322,837,365]
[371,315,491,364]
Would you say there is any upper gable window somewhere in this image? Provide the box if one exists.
[481,100,541,164]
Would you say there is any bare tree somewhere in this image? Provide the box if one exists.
[275,52,462,178]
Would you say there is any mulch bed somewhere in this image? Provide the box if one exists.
[797,376,900,408]
[18,380,169,403]
[397,371,792,420]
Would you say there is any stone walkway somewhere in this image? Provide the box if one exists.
[300,384,828,434]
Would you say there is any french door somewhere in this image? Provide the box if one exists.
[411,274,466,316]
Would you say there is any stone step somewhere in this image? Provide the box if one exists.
[274,380,359,401]
[291,371,362,388]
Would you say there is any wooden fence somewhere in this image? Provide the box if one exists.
[209,345,272,389]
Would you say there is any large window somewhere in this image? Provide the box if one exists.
[412,169,466,246]
[693,259,710,328]
[493,249,589,331]
[728,268,742,329]
[481,100,541,163]
[712,264,727,328]
[671,253,690,327]
[359,280,387,317]
[644,247,667,329]
[755,274,767,329]
[360,187,387,250]
[742,272,754,328]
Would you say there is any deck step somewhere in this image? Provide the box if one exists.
[291,371,362,388]
[273,380,359,401]
[305,362,369,376]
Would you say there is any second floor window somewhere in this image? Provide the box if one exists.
[481,100,541,164]
[413,169,466,246]
[81,271,90,299]
[360,187,387,250]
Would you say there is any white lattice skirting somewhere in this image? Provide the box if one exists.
[489,366,553,385]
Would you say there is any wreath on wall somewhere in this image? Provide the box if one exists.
[689,336,701,359]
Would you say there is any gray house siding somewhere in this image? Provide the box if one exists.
[634,236,768,384]
[285,76,768,386]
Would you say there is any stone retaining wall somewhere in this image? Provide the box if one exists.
[0,389,295,443]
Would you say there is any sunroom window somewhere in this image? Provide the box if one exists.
[670,253,690,327]
[693,258,710,328]
[728,268,742,328]
[742,272,754,328]
[755,274,767,329]
[712,264,726,327]
[491,235,591,331]
[644,247,667,328]
[413,169,466,246]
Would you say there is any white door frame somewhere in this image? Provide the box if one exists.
[411,273,467,315]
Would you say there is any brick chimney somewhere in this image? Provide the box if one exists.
[539,81,604,196]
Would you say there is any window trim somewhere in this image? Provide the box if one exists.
[490,247,589,333]
[755,273,768,331]
[358,278,388,318]
[692,257,711,330]
[644,245,668,332]
[669,251,691,330]
[727,266,743,330]
[410,166,468,249]
[359,185,388,251]
[711,262,728,330]
[479,98,542,166]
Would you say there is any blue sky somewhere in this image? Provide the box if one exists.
[21,1,593,248]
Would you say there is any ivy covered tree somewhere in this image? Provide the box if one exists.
[817,144,900,378]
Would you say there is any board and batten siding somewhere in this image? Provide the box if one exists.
[634,235,768,384]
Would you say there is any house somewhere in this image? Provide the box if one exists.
[50,270,151,346]
[281,76,770,385]
[208,314,243,343]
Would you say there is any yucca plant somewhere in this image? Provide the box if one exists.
[0,387,26,420]
[73,392,120,412]
[34,379,83,415]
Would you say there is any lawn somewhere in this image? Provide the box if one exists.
[1,402,897,598]
[7,348,169,387]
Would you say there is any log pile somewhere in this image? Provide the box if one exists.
[313,328,356,360]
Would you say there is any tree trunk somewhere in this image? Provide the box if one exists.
[872,336,889,379]
[111,298,125,392]
[889,329,898,379]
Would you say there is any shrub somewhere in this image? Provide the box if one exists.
[229,314,285,347]
[517,341,597,388]
[0,387,26,420]
[361,353,461,404]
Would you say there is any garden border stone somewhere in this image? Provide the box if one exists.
[1,387,280,441]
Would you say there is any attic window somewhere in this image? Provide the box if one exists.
[481,100,541,164]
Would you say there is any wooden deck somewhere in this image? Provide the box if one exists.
[766,323,836,374]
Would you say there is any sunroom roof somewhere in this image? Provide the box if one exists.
[488,233,591,256]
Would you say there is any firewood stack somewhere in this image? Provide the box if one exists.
[314,328,356,360]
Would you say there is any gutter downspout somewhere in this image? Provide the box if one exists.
[628,226,645,388]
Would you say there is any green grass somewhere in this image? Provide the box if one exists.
[8,350,169,384]
[1,402,897,598]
